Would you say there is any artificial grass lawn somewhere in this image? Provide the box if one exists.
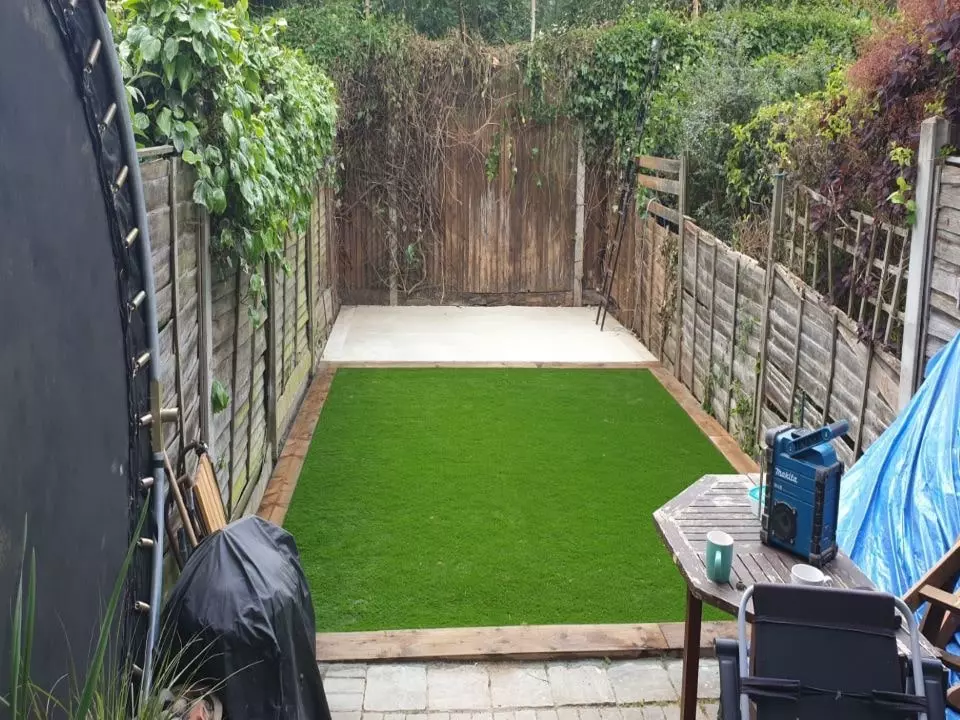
[284,368,734,631]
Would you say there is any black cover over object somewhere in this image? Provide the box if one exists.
[163,517,331,720]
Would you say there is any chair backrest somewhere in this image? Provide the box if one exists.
[194,451,228,537]
[751,584,905,719]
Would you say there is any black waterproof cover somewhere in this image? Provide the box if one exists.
[163,517,331,720]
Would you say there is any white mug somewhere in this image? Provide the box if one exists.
[791,563,832,586]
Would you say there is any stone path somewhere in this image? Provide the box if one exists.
[319,659,720,720]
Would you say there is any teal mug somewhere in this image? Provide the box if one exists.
[706,530,734,584]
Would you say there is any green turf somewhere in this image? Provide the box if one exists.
[284,368,734,631]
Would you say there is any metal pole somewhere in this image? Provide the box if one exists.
[93,3,166,696]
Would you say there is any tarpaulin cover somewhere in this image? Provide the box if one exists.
[164,516,331,720]
[838,330,960,712]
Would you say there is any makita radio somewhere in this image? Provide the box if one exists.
[760,420,849,567]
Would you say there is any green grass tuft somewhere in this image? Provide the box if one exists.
[284,368,733,631]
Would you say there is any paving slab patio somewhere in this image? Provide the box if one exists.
[322,306,657,365]
[319,659,719,720]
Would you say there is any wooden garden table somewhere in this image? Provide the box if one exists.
[653,473,931,720]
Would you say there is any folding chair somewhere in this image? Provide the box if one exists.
[904,540,960,711]
[905,536,960,648]
[180,441,229,539]
[716,584,947,719]
[165,441,230,569]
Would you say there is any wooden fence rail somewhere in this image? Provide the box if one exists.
[779,185,910,352]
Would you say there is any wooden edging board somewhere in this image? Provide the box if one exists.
[256,365,336,525]
[648,366,760,475]
[316,621,736,663]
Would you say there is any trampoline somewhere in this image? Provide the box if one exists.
[1,0,167,702]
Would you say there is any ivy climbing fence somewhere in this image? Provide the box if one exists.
[140,147,339,520]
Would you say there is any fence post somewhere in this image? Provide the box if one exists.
[198,208,214,456]
[673,153,688,378]
[265,259,279,464]
[900,117,949,409]
[306,181,318,371]
[754,171,785,441]
[168,156,186,458]
[573,129,586,306]
[388,125,400,306]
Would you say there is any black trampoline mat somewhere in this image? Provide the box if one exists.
[1,1,141,699]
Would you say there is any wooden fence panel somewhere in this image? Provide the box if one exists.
[338,84,577,305]
[617,170,902,462]
[781,185,910,352]
[143,157,203,483]
[141,152,335,519]
[927,161,960,360]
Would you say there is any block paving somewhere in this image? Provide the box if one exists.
[319,659,720,720]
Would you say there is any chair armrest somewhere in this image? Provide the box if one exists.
[904,536,960,610]
[922,658,947,720]
[939,652,960,671]
[716,638,741,720]
[918,585,960,612]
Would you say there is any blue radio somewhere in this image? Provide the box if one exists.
[760,421,849,567]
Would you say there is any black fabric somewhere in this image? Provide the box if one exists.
[0,0,153,703]
[748,585,907,719]
[163,517,332,720]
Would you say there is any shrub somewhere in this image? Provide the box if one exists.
[810,1,960,222]
[112,0,338,310]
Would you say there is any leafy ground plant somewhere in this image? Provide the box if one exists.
[2,511,213,719]
[111,0,337,314]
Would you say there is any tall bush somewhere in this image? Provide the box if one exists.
[112,0,338,310]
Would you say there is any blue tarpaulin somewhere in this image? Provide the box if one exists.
[838,330,960,712]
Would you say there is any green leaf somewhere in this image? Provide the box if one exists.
[204,146,223,165]
[211,379,230,415]
[222,112,238,141]
[182,148,202,165]
[176,56,194,95]
[141,34,161,62]
[156,107,173,138]
[209,186,227,214]
[189,9,213,35]
[163,36,181,64]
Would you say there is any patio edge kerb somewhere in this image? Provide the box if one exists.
[315,621,737,663]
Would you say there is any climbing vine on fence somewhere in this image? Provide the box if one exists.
[111,0,337,312]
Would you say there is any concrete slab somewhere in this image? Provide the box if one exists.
[322,306,656,365]
[324,659,720,717]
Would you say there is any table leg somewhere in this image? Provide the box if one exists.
[681,589,703,720]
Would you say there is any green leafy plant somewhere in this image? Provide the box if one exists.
[211,379,231,415]
[5,513,139,718]
[112,0,337,308]
[3,511,219,719]
[887,144,917,224]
